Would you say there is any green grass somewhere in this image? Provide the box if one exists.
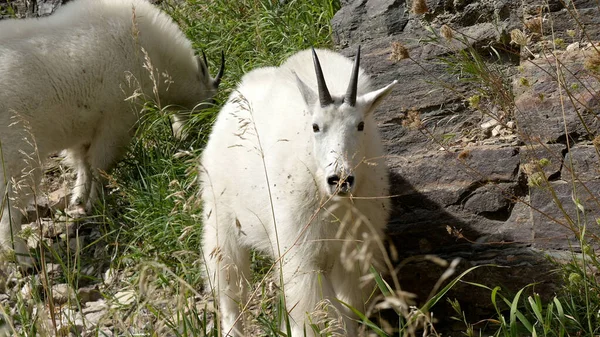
[97,1,343,335]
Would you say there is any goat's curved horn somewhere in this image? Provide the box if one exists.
[201,51,209,68]
[344,45,361,107]
[215,51,225,88]
[312,48,333,107]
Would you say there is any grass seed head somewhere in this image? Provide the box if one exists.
[440,24,454,40]
[411,0,429,14]
[467,95,480,109]
[390,41,410,62]
[585,49,600,72]
[458,150,471,160]
[402,109,422,130]
[592,135,600,149]
[510,29,529,46]
[524,17,542,34]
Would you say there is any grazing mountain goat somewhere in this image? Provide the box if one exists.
[199,47,396,336]
[0,0,224,265]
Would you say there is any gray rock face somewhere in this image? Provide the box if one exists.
[0,0,66,19]
[332,0,409,47]
[515,50,600,144]
[332,0,600,329]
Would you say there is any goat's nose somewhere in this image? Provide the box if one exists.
[327,175,340,186]
[327,175,355,192]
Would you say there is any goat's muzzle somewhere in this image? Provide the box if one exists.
[327,174,355,195]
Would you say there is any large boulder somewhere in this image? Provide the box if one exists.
[331,0,600,331]
[0,0,66,19]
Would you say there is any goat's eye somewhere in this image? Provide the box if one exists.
[312,123,320,132]
[357,122,365,131]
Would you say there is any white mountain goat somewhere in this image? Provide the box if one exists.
[0,0,224,265]
[199,47,396,336]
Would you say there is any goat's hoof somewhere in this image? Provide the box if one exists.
[65,206,88,219]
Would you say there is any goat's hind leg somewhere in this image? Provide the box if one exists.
[0,144,42,267]
[67,125,130,214]
[202,210,250,337]
[0,179,30,265]
[85,124,132,210]
[65,145,92,215]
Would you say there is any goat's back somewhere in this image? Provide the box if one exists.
[200,65,324,252]
[0,0,201,153]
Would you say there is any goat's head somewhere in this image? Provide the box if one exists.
[172,51,225,139]
[297,47,397,197]
[197,50,225,97]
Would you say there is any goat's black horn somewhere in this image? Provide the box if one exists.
[344,45,361,107]
[312,47,333,107]
[202,50,208,68]
[215,50,225,88]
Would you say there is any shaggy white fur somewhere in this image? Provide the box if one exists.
[200,47,396,336]
[0,0,221,265]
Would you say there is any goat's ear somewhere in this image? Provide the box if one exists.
[358,80,397,115]
[293,72,317,107]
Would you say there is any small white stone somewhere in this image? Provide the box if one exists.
[52,283,76,305]
[26,231,41,249]
[84,309,106,325]
[83,299,108,314]
[49,186,71,212]
[480,119,499,130]
[56,307,84,336]
[20,283,33,300]
[566,42,580,52]
[82,299,108,327]
[112,290,136,307]
[96,328,113,337]
[103,268,117,285]
[492,124,503,137]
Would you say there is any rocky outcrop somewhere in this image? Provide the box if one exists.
[0,0,66,18]
[332,0,600,329]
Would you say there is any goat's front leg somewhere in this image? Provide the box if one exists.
[331,259,373,336]
[280,254,349,337]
